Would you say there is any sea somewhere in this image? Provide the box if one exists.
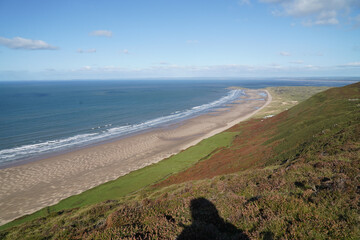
[0,78,357,167]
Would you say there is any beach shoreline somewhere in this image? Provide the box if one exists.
[0,87,244,170]
[0,89,271,226]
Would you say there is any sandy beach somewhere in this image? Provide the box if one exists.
[0,89,271,225]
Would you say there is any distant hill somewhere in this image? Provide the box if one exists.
[1,82,359,239]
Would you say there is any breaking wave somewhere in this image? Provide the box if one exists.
[0,89,244,165]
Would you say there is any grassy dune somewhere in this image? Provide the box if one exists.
[252,86,330,118]
[1,84,359,239]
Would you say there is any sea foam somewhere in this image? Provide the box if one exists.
[0,89,244,165]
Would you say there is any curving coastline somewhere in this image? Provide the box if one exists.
[0,89,271,225]
[0,89,244,167]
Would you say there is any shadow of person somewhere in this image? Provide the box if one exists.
[177,198,249,240]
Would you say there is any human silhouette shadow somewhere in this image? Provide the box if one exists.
[177,198,249,240]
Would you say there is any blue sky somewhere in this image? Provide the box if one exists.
[0,0,359,80]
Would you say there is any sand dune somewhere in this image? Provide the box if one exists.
[0,89,271,225]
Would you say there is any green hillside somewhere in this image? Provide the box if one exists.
[252,86,330,118]
[1,83,359,239]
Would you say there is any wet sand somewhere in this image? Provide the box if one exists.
[0,89,271,225]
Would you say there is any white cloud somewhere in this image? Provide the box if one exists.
[119,49,130,55]
[338,62,360,68]
[303,10,339,26]
[305,64,318,69]
[260,0,360,26]
[90,30,113,37]
[81,66,92,71]
[11,62,358,81]
[77,48,96,53]
[282,0,347,17]
[75,65,130,73]
[269,63,284,69]
[239,0,251,5]
[73,63,327,75]
[0,36,58,50]
[280,51,291,56]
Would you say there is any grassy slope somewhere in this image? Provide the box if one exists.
[252,86,330,118]
[153,84,359,188]
[0,86,337,231]
[267,84,359,165]
[0,131,237,230]
[2,84,359,239]
[1,85,307,231]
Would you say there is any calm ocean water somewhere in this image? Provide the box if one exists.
[0,79,356,167]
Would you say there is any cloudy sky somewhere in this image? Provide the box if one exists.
[0,0,359,80]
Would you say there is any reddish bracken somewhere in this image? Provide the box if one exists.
[156,112,288,187]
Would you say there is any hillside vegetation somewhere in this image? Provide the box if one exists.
[1,83,359,239]
[252,86,330,118]
[0,86,319,230]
